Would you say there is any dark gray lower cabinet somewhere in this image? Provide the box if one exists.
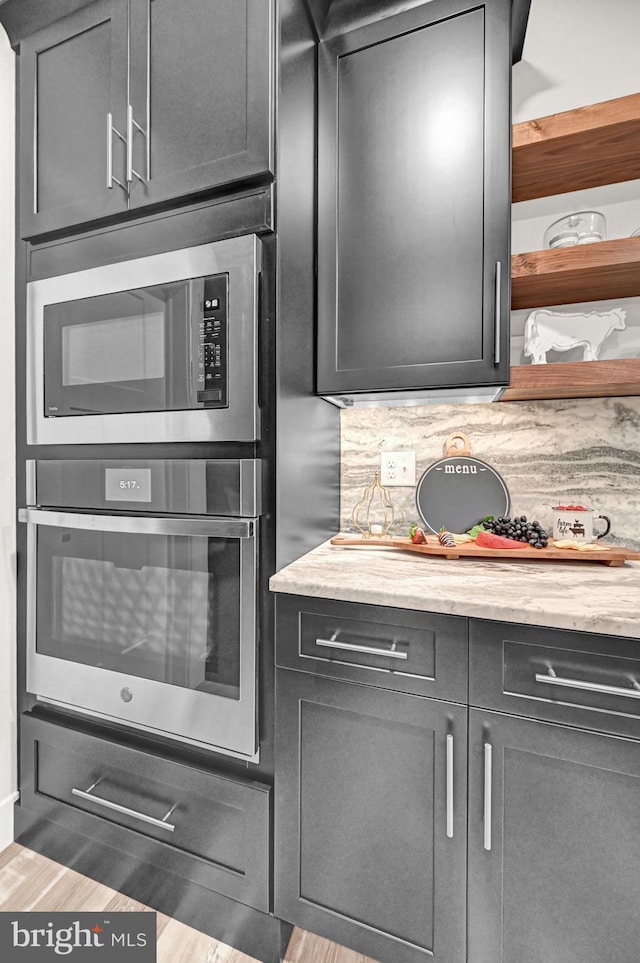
[21,713,271,913]
[467,709,640,963]
[275,668,468,963]
[274,602,640,962]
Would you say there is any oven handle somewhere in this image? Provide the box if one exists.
[18,508,255,539]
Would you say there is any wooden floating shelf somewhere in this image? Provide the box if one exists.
[512,92,640,202]
[506,93,640,401]
[500,358,640,402]
[511,237,640,310]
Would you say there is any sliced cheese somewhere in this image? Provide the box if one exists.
[552,540,610,552]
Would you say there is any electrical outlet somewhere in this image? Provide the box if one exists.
[380,451,416,487]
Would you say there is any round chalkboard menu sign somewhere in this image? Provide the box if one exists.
[415,434,510,535]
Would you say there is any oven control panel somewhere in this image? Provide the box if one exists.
[196,274,228,407]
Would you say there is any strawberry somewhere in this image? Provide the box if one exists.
[408,524,427,544]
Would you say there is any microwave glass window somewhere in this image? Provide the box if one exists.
[62,312,166,386]
[36,527,241,700]
[43,281,196,416]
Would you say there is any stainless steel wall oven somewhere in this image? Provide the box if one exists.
[27,234,262,445]
[20,459,261,761]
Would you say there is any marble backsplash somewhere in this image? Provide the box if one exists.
[340,397,640,550]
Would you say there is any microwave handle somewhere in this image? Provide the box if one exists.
[18,508,255,540]
[189,276,203,405]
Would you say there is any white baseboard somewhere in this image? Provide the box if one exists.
[0,790,19,852]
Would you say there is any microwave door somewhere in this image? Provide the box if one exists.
[44,283,191,417]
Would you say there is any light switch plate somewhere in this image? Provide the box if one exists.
[380,451,416,487]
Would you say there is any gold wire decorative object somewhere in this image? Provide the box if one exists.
[351,471,405,537]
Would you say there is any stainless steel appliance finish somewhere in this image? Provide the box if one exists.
[27,458,262,518]
[27,234,261,445]
[20,459,260,761]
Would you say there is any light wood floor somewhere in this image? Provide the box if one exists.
[0,843,378,963]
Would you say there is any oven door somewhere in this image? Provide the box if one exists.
[20,509,259,761]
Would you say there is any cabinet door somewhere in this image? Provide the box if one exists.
[128,0,273,209]
[275,669,467,963]
[19,0,129,239]
[316,0,511,396]
[468,709,640,963]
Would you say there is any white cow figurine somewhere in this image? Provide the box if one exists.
[523,308,626,364]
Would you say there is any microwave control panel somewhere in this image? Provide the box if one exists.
[197,274,228,407]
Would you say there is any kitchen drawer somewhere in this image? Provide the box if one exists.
[20,714,270,912]
[470,620,640,738]
[275,595,468,701]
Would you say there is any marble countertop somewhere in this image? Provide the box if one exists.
[269,538,640,639]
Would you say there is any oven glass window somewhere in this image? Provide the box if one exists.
[36,527,241,700]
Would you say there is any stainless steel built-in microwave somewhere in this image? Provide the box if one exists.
[27,235,262,445]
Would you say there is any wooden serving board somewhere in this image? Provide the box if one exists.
[330,535,640,567]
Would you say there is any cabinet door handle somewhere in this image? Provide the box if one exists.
[72,779,177,832]
[483,742,492,851]
[127,104,149,185]
[535,668,640,700]
[446,733,454,838]
[106,113,128,194]
[315,637,408,659]
[493,261,502,366]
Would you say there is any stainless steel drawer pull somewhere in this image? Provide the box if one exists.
[483,743,492,851]
[315,637,408,660]
[72,779,176,832]
[535,668,640,700]
[446,733,454,839]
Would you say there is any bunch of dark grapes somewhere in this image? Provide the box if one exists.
[482,515,549,549]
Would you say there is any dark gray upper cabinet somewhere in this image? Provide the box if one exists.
[126,0,273,211]
[302,0,529,62]
[19,0,273,239]
[316,0,512,398]
[19,0,130,238]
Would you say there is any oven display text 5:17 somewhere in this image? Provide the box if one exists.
[104,468,153,503]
